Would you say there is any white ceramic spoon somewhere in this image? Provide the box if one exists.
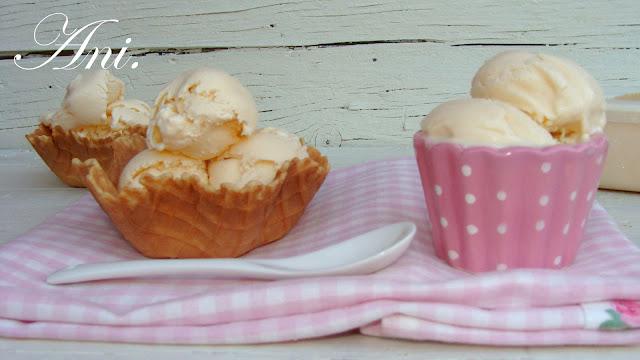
[47,222,416,285]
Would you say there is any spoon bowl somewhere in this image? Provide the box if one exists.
[47,222,416,285]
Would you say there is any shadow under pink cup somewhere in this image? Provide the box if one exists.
[413,132,608,273]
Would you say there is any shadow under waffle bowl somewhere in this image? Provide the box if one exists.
[26,124,147,187]
[74,147,330,258]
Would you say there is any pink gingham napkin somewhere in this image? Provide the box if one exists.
[1,158,640,346]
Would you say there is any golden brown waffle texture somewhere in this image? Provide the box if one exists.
[26,124,147,187]
[74,147,329,258]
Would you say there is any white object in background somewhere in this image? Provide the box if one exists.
[47,222,416,285]
[600,94,640,192]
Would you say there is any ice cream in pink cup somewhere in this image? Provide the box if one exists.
[414,51,609,272]
[414,130,607,272]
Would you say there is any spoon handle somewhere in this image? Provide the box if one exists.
[46,259,289,284]
[47,222,416,285]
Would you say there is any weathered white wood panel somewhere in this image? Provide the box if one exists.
[2,0,639,51]
[1,44,638,148]
[1,333,639,360]
[2,0,639,148]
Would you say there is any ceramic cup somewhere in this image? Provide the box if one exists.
[413,132,608,272]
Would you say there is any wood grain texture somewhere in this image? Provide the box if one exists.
[2,44,639,149]
[1,334,640,360]
[2,0,640,51]
[2,0,639,148]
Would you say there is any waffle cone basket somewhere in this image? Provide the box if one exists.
[74,147,329,258]
[26,124,147,187]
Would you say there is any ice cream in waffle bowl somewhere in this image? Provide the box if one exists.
[26,70,151,187]
[55,67,328,258]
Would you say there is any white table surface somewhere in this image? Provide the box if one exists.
[1,148,639,359]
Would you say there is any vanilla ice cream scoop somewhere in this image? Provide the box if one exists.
[42,70,125,131]
[471,51,605,142]
[228,127,308,163]
[147,67,258,160]
[421,98,556,147]
[109,99,152,129]
[208,158,279,190]
[119,149,208,190]
[208,128,308,190]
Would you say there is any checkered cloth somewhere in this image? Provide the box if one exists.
[1,158,639,345]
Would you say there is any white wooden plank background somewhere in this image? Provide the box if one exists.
[2,0,639,49]
[2,46,639,148]
[2,333,640,360]
[1,0,639,149]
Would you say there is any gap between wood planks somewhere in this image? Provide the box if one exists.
[0,39,585,61]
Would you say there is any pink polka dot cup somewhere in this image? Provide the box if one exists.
[413,132,608,273]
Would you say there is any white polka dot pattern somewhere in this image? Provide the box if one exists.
[448,250,459,260]
[554,256,562,266]
[440,217,448,228]
[539,195,549,206]
[412,131,608,272]
[461,165,472,177]
[465,193,476,204]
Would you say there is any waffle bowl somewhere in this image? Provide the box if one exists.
[73,147,329,258]
[26,123,147,187]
